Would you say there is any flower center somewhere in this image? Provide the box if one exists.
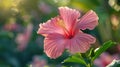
[56,18,75,39]
[66,34,74,39]
[64,30,75,39]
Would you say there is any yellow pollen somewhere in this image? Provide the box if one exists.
[57,19,66,30]
[57,19,69,35]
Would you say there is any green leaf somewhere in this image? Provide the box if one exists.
[92,40,116,61]
[87,48,95,57]
[63,54,86,65]
[106,59,120,67]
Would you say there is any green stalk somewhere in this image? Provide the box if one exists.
[79,53,94,67]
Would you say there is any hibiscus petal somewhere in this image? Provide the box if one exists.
[59,7,80,30]
[66,32,96,53]
[78,10,99,30]
[37,17,64,36]
[44,34,65,59]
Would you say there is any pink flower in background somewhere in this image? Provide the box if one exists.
[94,52,119,67]
[37,7,99,59]
[16,23,33,51]
[4,22,18,31]
[31,56,47,67]
[38,2,52,14]
[3,18,18,31]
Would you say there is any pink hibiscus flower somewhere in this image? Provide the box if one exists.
[37,7,99,59]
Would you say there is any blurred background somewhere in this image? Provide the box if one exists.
[0,0,120,67]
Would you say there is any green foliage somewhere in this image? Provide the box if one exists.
[92,40,116,61]
[63,54,86,65]
[63,41,117,67]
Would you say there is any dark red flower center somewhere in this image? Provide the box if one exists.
[67,34,74,39]
[64,30,75,39]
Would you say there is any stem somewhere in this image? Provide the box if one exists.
[78,53,88,66]
[87,56,93,67]
[86,63,91,67]
[86,62,93,67]
[78,53,94,67]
